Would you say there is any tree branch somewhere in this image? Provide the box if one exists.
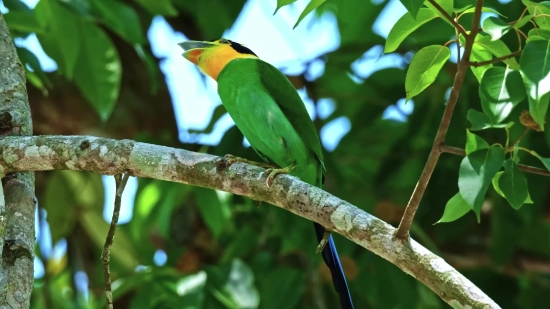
[0,13,35,309]
[440,145,550,177]
[427,0,467,37]
[0,135,499,308]
[102,174,130,309]
[467,50,522,67]
[395,0,485,239]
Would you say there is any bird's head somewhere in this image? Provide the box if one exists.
[178,38,258,80]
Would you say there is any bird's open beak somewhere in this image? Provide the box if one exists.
[178,41,216,64]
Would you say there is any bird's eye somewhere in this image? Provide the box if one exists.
[219,39,230,44]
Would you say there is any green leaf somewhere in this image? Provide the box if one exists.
[405,45,450,101]
[531,151,550,171]
[470,43,493,82]
[493,172,534,204]
[520,40,550,130]
[224,259,260,308]
[461,6,504,17]
[294,0,325,29]
[498,159,529,209]
[260,268,304,309]
[482,17,512,41]
[385,8,438,53]
[474,35,520,70]
[43,172,77,243]
[479,67,526,124]
[91,0,146,44]
[195,187,231,239]
[467,109,509,130]
[399,0,424,19]
[525,0,550,30]
[4,10,44,34]
[274,0,297,14]
[16,47,51,88]
[453,5,472,13]
[135,0,178,16]
[514,15,533,29]
[189,104,227,134]
[458,146,505,221]
[73,20,122,121]
[80,210,139,270]
[465,130,489,155]
[528,28,550,41]
[425,0,454,26]
[35,0,80,78]
[436,193,471,223]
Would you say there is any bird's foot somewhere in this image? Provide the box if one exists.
[216,154,279,171]
[254,200,262,207]
[316,230,331,253]
[264,163,297,187]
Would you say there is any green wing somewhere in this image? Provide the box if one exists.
[254,59,325,170]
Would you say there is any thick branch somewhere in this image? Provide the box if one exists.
[0,135,499,308]
[0,13,35,309]
[395,0,485,239]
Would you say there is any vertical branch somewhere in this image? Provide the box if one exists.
[395,0,485,239]
[0,12,36,309]
[101,174,130,309]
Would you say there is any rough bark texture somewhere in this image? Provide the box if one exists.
[0,13,35,309]
[0,135,500,309]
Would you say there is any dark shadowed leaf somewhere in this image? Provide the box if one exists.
[195,187,231,239]
[294,0,325,29]
[91,0,146,44]
[135,0,178,16]
[498,159,529,209]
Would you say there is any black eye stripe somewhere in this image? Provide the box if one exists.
[227,40,257,56]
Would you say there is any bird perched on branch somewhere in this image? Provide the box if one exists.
[179,38,354,309]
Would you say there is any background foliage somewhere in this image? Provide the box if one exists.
[3,0,550,308]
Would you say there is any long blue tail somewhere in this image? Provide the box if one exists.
[313,223,354,309]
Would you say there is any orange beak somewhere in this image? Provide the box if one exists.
[178,41,216,65]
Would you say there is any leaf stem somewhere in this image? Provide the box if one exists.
[102,174,130,309]
[428,0,468,37]
[395,0,485,239]
[509,127,530,149]
[467,50,522,67]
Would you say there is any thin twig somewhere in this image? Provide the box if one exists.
[395,0,485,239]
[102,174,130,309]
[509,127,531,148]
[440,145,550,177]
[467,50,522,67]
[428,0,468,37]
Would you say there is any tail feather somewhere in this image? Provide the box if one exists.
[313,223,354,309]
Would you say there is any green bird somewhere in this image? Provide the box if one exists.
[179,38,354,309]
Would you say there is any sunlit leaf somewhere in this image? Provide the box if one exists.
[458,146,505,221]
[274,0,297,14]
[520,39,550,130]
[514,15,533,29]
[385,8,438,53]
[465,130,489,155]
[436,193,471,223]
[405,45,450,101]
[524,0,550,30]
[294,0,325,29]
[482,17,512,40]
[73,20,122,121]
[498,159,529,209]
[528,28,550,41]
[531,151,550,171]
[479,67,526,124]
[399,0,424,19]
[425,0,454,26]
[224,259,260,308]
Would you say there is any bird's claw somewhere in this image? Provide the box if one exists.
[264,164,296,188]
[316,230,331,253]
[215,154,238,171]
